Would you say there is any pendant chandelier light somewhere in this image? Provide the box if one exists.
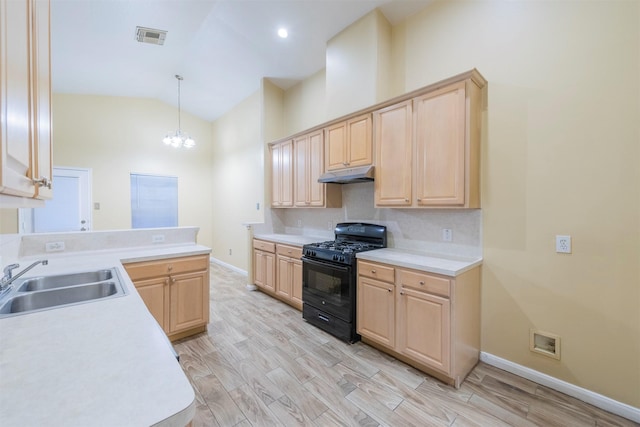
[163,74,195,149]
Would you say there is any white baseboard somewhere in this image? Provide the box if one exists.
[480,352,640,423]
[209,257,248,276]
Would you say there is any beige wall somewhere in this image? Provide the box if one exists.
[325,9,392,120]
[394,0,639,406]
[210,91,263,270]
[1,94,214,247]
[282,69,326,136]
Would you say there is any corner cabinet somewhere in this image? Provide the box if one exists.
[124,254,210,342]
[253,238,303,311]
[374,71,485,208]
[0,0,53,202]
[324,113,372,171]
[357,259,480,388]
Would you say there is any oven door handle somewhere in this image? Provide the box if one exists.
[302,256,351,273]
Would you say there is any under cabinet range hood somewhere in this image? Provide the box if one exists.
[318,166,374,184]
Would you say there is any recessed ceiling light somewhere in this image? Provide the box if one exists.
[277,28,288,39]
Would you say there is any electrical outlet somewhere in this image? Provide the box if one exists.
[229,249,232,255]
[256,202,260,210]
[152,234,165,244]
[556,235,571,253]
[327,221,333,230]
[530,329,561,360]
[45,241,65,252]
[442,229,453,242]
[297,219,302,227]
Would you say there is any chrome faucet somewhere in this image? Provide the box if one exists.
[0,260,49,292]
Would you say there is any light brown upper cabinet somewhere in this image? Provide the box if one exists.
[0,0,53,201]
[270,140,293,207]
[325,113,372,171]
[293,130,341,208]
[374,73,485,208]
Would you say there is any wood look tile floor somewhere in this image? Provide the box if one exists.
[174,264,638,427]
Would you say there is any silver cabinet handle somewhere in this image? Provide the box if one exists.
[33,177,52,189]
[388,289,392,293]
[419,281,425,285]
[371,270,376,274]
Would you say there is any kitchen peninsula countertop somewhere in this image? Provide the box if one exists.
[0,242,210,427]
[356,248,482,277]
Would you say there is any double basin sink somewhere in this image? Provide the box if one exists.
[0,268,127,318]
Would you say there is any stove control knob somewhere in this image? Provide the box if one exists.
[340,256,345,262]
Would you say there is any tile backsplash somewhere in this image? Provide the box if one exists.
[261,182,482,259]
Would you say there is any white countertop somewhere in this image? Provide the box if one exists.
[254,233,322,247]
[253,234,482,277]
[356,248,482,277]
[0,243,211,427]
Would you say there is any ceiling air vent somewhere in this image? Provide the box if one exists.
[135,26,167,45]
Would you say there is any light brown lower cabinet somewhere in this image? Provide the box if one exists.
[357,259,480,388]
[253,239,276,293]
[253,239,303,310]
[124,254,210,342]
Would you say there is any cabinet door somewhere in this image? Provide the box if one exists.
[293,135,309,206]
[307,130,324,206]
[374,100,413,206]
[255,250,276,293]
[32,0,52,200]
[276,255,292,299]
[291,259,303,309]
[414,82,466,206]
[271,141,293,207]
[253,250,263,285]
[346,114,372,168]
[325,122,346,171]
[0,0,35,198]
[294,131,324,207]
[357,276,395,348]
[398,287,451,374]
[134,277,170,332]
[169,271,208,333]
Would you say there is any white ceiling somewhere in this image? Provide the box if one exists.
[51,0,432,122]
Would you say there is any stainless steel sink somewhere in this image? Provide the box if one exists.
[0,282,120,314]
[0,267,126,318]
[16,270,113,292]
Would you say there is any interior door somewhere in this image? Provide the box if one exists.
[19,167,92,233]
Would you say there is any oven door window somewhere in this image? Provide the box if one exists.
[303,258,352,308]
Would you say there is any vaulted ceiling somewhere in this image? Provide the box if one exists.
[51,0,432,121]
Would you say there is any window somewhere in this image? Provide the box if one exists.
[130,173,178,228]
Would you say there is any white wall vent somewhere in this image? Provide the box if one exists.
[135,26,167,45]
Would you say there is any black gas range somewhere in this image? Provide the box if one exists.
[301,222,387,343]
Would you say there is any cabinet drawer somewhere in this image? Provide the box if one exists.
[253,239,275,253]
[125,255,209,281]
[358,260,395,283]
[398,269,450,298]
[276,244,302,259]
